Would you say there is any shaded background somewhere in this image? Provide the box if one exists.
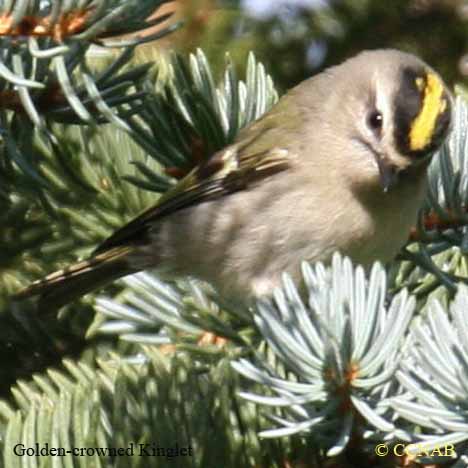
[155,0,468,92]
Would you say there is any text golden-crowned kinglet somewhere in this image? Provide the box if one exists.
[17,49,452,309]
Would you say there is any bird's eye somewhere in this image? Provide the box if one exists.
[367,110,383,134]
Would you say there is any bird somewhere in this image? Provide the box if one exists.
[16,49,453,309]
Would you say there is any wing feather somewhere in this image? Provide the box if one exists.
[94,144,292,254]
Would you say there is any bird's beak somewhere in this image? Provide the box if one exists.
[376,150,432,193]
[376,155,398,193]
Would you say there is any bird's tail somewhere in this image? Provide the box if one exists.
[14,246,137,311]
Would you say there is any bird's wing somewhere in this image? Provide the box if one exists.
[94,133,293,254]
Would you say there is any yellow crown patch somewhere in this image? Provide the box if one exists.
[409,73,447,151]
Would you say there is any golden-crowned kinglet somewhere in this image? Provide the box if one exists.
[17,49,453,308]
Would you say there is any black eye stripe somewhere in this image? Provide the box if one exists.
[393,68,452,158]
[393,66,429,157]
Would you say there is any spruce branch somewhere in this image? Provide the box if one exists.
[233,254,415,459]
[413,96,468,244]
[91,272,203,344]
[229,255,468,465]
[125,49,278,191]
[0,0,179,187]
[0,41,150,129]
[392,284,468,463]
[1,122,163,300]
[0,348,309,468]
[0,1,177,48]
[0,0,177,121]
[90,271,255,351]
